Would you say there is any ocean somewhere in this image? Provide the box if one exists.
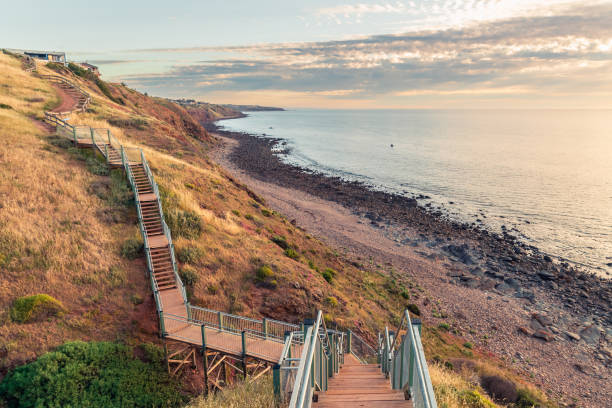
[220,109,612,276]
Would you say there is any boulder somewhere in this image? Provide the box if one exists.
[533,329,555,342]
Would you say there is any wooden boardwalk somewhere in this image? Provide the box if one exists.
[315,354,412,408]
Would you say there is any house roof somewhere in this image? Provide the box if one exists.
[5,48,65,57]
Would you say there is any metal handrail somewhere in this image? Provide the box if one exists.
[380,310,438,408]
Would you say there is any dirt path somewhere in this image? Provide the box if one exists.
[211,134,611,408]
[49,84,77,113]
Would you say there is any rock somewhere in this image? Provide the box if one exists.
[533,329,555,341]
[543,255,552,262]
[580,325,601,345]
[532,312,552,327]
[515,289,535,302]
[518,326,533,336]
[495,282,515,295]
[505,278,521,289]
[537,270,555,280]
[565,331,581,341]
[530,319,544,331]
[443,244,474,265]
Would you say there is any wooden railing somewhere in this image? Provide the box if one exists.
[39,74,91,114]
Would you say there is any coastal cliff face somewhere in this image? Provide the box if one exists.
[0,51,559,408]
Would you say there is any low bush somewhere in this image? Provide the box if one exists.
[515,388,541,408]
[207,284,218,295]
[400,289,410,300]
[120,237,143,260]
[407,303,421,316]
[85,156,109,176]
[0,103,12,109]
[326,296,339,307]
[261,208,272,217]
[321,269,334,284]
[438,322,450,331]
[108,117,148,130]
[177,246,205,264]
[284,248,299,260]
[463,342,473,349]
[244,214,254,220]
[185,375,273,408]
[179,266,198,286]
[10,294,66,323]
[166,210,202,239]
[255,265,274,281]
[481,374,518,403]
[459,390,496,408]
[231,209,240,216]
[270,235,289,249]
[0,341,184,407]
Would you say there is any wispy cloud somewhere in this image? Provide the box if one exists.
[114,2,612,108]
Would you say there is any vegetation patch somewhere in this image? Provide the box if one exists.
[9,294,66,323]
[179,265,199,286]
[270,235,289,249]
[321,267,337,284]
[255,265,277,289]
[284,248,300,260]
[186,375,273,408]
[0,341,184,408]
[108,117,148,130]
[177,245,205,264]
[407,303,421,316]
[0,102,12,109]
[481,374,518,403]
[120,237,143,260]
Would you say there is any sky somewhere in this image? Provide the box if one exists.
[3,0,612,108]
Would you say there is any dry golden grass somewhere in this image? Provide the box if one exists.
[185,376,274,408]
[0,52,151,372]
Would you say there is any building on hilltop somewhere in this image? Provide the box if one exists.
[79,62,100,76]
[5,48,66,64]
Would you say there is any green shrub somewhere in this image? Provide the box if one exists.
[326,296,339,307]
[308,260,316,270]
[206,284,218,295]
[231,209,241,216]
[166,210,202,239]
[0,103,12,110]
[85,156,109,176]
[438,323,450,331]
[324,268,337,278]
[0,341,184,407]
[400,289,410,300]
[261,208,272,217]
[463,342,473,349]
[321,269,334,284]
[256,265,274,281]
[459,390,496,408]
[270,235,289,249]
[10,294,66,323]
[138,343,165,368]
[130,294,144,305]
[120,237,143,260]
[107,266,127,288]
[407,303,421,316]
[176,246,205,264]
[514,388,541,408]
[108,117,148,130]
[245,214,254,220]
[179,266,198,286]
[108,170,132,208]
[284,248,299,260]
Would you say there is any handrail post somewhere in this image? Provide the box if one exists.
[241,331,247,380]
[107,129,111,145]
[263,318,268,339]
[72,127,77,145]
[218,311,223,331]
[399,334,405,389]
[201,325,209,396]
[159,310,165,337]
[90,127,94,146]
[273,364,281,401]
[347,330,352,355]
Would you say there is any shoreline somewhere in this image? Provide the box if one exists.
[207,121,611,407]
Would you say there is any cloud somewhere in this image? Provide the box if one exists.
[117,2,612,107]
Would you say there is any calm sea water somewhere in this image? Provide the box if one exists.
[221,109,612,276]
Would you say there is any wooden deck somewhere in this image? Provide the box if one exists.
[315,354,412,408]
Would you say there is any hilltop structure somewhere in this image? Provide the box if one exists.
[5,48,66,64]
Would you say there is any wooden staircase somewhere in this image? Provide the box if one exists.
[314,354,412,408]
[129,162,178,292]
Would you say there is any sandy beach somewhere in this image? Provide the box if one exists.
[209,127,611,408]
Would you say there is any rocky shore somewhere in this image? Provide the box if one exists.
[207,122,611,407]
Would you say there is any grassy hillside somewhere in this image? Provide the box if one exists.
[0,52,555,408]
